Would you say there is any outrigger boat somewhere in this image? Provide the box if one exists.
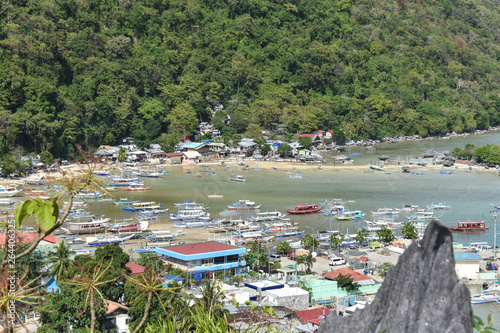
[286,204,323,214]
[228,200,261,211]
[124,185,152,192]
[122,201,163,212]
[335,210,364,220]
[0,186,23,197]
[77,191,104,199]
[106,221,148,233]
[86,234,134,246]
[426,202,452,210]
[114,197,138,205]
[229,175,247,182]
[61,217,110,234]
[368,163,386,171]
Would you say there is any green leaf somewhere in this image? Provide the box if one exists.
[35,200,59,232]
[14,199,39,228]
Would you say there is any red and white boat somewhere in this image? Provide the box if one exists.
[26,190,50,199]
[208,194,224,199]
[124,186,152,192]
[448,220,489,233]
[286,204,323,214]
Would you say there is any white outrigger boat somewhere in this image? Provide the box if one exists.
[0,186,22,197]
[86,234,134,246]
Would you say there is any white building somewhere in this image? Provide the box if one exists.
[454,252,483,279]
[105,300,130,333]
[264,286,309,311]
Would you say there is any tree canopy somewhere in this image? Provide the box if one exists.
[1,0,499,158]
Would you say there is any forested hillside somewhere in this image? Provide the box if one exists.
[1,0,499,157]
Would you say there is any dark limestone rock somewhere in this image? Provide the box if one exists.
[318,221,473,333]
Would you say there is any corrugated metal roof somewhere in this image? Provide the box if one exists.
[181,142,205,149]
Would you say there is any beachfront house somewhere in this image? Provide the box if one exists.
[155,241,246,280]
[94,146,120,163]
[146,144,166,159]
[232,138,258,157]
[181,151,202,164]
[178,141,210,154]
[208,142,229,158]
[165,152,183,164]
[454,252,483,279]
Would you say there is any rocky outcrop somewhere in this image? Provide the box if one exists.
[318,221,473,333]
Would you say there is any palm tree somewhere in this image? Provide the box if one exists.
[117,147,128,163]
[45,241,76,281]
[0,267,43,333]
[63,259,119,333]
[303,253,316,273]
[124,266,183,333]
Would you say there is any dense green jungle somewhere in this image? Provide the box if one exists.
[0,0,499,158]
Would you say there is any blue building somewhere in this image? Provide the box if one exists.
[155,242,246,279]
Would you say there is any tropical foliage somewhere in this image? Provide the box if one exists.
[453,144,500,165]
[401,222,418,240]
[3,0,498,158]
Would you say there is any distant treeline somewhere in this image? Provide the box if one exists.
[0,0,499,158]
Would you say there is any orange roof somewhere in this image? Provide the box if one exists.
[299,134,317,138]
[106,300,129,315]
[322,267,372,282]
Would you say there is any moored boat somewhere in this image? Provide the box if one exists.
[426,202,452,210]
[229,175,247,182]
[77,191,104,199]
[0,186,23,197]
[123,185,152,192]
[122,201,163,212]
[228,200,261,211]
[448,220,489,232]
[368,163,386,171]
[62,217,109,234]
[471,292,500,305]
[208,194,224,198]
[286,204,323,214]
[86,234,134,246]
[335,210,364,220]
[370,208,398,216]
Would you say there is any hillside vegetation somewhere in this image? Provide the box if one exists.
[0,0,499,157]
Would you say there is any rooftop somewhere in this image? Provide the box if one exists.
[125,262,148,275]
[454,252,483,261]
[295,307,331,325]
[322,267,373,282]
[106,300,129,315]
[161,241,242,255]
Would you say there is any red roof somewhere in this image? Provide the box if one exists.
[105,300,129,315]
[322,268,372,282]
[166,152,183,157]
[0,233,57,246]
[125,262,148,275]
[352,256,369,262]
[299,134,317,138]
[295,307,330,324]
[162,241,240,255]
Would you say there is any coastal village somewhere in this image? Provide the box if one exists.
[1,128,500,332]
